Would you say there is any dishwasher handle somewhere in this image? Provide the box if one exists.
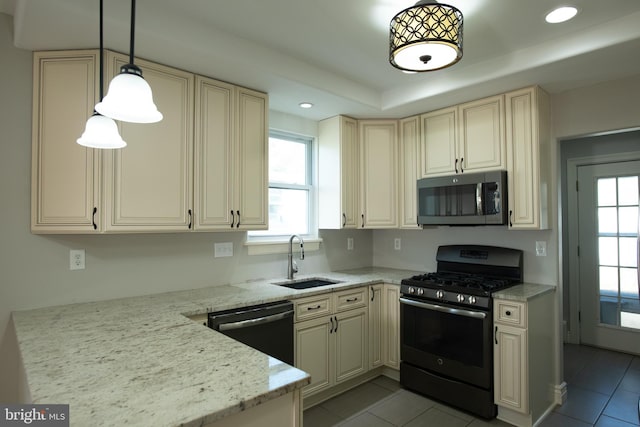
[217,309,294,332]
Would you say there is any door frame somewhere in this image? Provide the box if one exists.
[566,151,640,344]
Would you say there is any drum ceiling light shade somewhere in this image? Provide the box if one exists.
[95,0,162,124]
[77,0,127,149]
[389,1,463,72]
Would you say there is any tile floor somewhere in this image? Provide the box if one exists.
[304,344,640,427]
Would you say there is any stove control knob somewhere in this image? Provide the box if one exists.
[457,294,465,303]
[436,290,445,299]
[417,288,424,296]
[408,287,416,294]
[468,296,477,305]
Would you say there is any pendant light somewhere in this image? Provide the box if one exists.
[95,0,162,123]
[389,0,463,72]
[77,0,126,149]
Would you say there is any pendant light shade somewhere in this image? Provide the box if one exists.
[390,1,463,72]
[95,64,162,123]
[77,0,126,149]
[77,113,127,149]
[96,0,162,124]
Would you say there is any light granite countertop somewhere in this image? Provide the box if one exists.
[492,282,556,302]
[11,267,418,427]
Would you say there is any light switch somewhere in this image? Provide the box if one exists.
[347,237,354,251]
[394,238,401,251]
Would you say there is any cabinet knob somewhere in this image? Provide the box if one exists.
[505,310,512,316]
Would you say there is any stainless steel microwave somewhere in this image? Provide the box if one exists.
[417,171,507,226]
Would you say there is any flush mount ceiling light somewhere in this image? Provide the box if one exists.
[299,102,314,109]
[389,0,463,72]
[77,0,126,149]
[95,0,162,123]
[545,6,578,23]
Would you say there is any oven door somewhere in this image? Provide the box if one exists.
[400,296,493,389]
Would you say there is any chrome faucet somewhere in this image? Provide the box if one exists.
[287,235,305,280]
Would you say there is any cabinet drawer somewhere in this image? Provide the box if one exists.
[293,295,332,322]
[334,287,367,312]
[495,300,526,328]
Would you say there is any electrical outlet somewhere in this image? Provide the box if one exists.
[347,237,354,251]
[394,238,401,251]
[214,242,233,258]
[69,249,85,270]
[535,241,547,257]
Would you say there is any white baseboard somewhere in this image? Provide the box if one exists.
[554,382,568,405]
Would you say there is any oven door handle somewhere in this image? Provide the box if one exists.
[399,297,487,319]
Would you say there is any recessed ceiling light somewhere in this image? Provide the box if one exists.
[545,6,578,23]
[299,102,313,109]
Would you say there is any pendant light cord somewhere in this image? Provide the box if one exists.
[129,0,136,64]
[99,0,104,101]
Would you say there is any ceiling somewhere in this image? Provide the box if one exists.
[3,0,640,121]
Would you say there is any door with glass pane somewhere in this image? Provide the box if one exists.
[577,160,640,354]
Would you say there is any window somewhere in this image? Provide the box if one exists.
[248,131,315,239]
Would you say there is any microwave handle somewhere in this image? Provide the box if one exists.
[476,183,483,215]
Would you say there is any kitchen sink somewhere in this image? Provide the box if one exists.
[272,278,340,290]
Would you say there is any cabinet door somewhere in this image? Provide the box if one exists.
[234,87,268,230]
[359,120,398,228]
[341,117,359,228]
[506,86,550,230]
[399,116,420,228]
[494,324,528,414]
[458,95,505,173]
[383,285,400,369]
[103,52,194,232]
[295,316,333,397]
[334,307,368,384]
[31,50,101,233]
[193,76,235,230]
[368,285,384,369]
[420,107,457,177]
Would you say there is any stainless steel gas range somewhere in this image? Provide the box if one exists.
[399,244,523,419]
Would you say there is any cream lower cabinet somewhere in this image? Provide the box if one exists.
[294,288,368,398]
[194,76,268,230]
[358,120,398,228]
[318,116,359,229]
[31,50,102,233]
[505,86,551,230]
[369,284,384,369]
[103,52,194,232]
[383,284,400,369]
[420,95,505,177]
[494,290,555,427]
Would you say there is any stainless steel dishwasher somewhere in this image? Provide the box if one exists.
[208,300,294,365]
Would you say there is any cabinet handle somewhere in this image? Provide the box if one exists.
[92,207,97,230]
[346,297,358,302]
[342,213,346,228]
[460,157,464,173]
[455,158,459,174]
[334,316,338,333]
[329,316,334,333]
[236,210,241,228]
[505,310,512,316]
[307,305,322,311]
[495,326,498,344]
[509,210,513,227]
[188,209,192,229]
[371,286,374,302]
[230,210,235,228]
[361,214,365,228]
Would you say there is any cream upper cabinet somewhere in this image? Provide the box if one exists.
[194,78,268,230]
[31,50,102,233]
[420,95,505,177]
[359,120,398,228]
[102,52,194,232]
[505,86,551,230]
[399,116,420,228]
[457,94,506,173]
[420,107,457,177]
[318,116,359,229]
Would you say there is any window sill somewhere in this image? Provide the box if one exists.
[245,237,323,255]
